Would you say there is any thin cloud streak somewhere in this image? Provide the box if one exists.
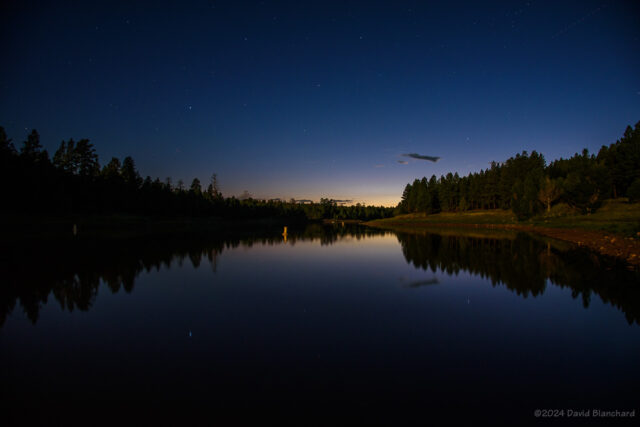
[402,153,441,162]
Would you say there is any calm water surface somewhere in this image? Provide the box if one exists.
[2,225,639,423]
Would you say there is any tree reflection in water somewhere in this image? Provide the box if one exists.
[396,230,640,324]
[1,225,638,327]
[0,224,387,327]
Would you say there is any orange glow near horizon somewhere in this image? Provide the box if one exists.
[241,194,401,208]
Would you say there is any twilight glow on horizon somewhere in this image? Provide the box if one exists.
[1,1,639,206]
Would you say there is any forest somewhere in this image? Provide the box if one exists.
[0,126,393,221]
[397,122,640,219]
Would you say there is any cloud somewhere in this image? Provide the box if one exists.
[397,160,409,164]
[402,153,440,162]
[404,278,439,288]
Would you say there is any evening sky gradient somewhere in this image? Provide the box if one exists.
[1,1,639,205]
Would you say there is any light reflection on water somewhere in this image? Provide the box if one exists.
[1,224,639,422]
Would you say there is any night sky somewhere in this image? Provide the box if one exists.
[1,1,639,206]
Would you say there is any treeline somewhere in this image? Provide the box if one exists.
[398,122,640,219]
[0,126,393,221]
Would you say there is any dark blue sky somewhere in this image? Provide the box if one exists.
[1,1,639,205]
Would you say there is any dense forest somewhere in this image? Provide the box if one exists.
[0,126,393,221]
[397,122,640,219]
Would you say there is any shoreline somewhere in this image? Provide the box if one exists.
[0,214,311,241]
[365,219,640,268]
[3,211,639,267]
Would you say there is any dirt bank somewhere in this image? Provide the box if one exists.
[366,221,640,268]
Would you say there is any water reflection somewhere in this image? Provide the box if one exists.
[400,276,440,288]
[0,224,389,327]
[396,230,640,324]
[1,225,638,328]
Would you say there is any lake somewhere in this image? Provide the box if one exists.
[2,224,639,424]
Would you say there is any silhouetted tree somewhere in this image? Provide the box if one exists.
[206,173,222,200]
[121,156,142,189]
[190,178,202,194]
[53,139,74,172]
[0,126,15,155]
[102,157,122,180]
[20,129,47,162]
[597,121,640,198]
[74,139,99,177]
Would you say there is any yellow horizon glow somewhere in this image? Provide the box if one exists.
[232,193,401,207]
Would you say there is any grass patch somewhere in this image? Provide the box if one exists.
[530,199,640,236]
[371,209,517,225]
[367,199,640,237]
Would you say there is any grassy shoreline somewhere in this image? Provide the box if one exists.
[365,199,640,267]
[2,200,638,267]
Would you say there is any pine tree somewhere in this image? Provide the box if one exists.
[0,126,15,155]
[53,139,77,172]
[102,158,122,180]
[75,139,99,177]
[207,173,222,199]
[20,129,45,160]
[121,156,142,189]
[190,178,202,194]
